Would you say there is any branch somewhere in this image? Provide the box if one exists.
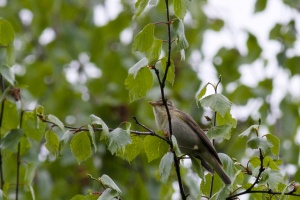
[150,1,187,199]
[209,76,222,198]
[226,148,265,199]
[39,116,170,142]
[0,75,5,190]
[132,116,170,144]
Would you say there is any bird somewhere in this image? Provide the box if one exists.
[149,99,231,184]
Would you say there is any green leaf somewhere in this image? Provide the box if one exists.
[70,132,92,164]
[144,134,168,162]
[98,188,119,200]
[89,114,109,141]
[135,0,149,17]
[0,64,15,85]
[216,111,237,128]
[210,19,224,31]
[249,156,260,168]
[27,185,36,200]
[190,156,205,180]
[87,124,97,152]
[200,173,223,197]
[159,152,173,183]
[149,0,158,6]
[24,162,36,185]
[160,57,175,85]
[200,93,232,116]
[263,156,280,170]
[171,135,182,156]
[99,174,122,194]
[71,195,84,200]
[58,131,72,155]
[2,99,19,132]
[255,0,267,12]
[207,124,232,140]
[247,137,273,153]
[125,67,153,102]
[47,114,65,132]
[174,0,186,19]
[117,135,143,162]
[35,105,44,115]
[239,125,259,137]
[125,122,131,134]
[146,39,162,65]
[266,134,280,156]
[20,136,31,155]
[108,128,132,155]
[128,57,148,78]
[211,185,231,200]
[45,130,59,156]
[22,111,46,142]
[0,129,24,151]
[0,18,15,46]
[172,19,189,50]
[132,23,154,52]
[6,43,15,66]
[260,169,283,191]
[218,153,235,181]
[246,33,262,63]
[196,83,208,100]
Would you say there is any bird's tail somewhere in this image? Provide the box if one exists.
[210,157,231,185]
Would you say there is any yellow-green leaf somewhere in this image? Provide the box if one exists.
[159,152,173,183]
[45,130,59,156]
[200,93,232,116]
[144,134,168,162]
[146,39,162,65]
[174,0,186,19]
[135,0,149,17]
[117,135,143,162]
[0,18,15,46]
[70,132,92,164]
[133,24,154,52]
[160,57,175,85]
[125,67,153,102]
[266,134,280,156]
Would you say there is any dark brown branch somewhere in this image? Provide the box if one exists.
[0,75,5,190]
[226,148,265,199]
[16,143,21,200]
[16,102,24,200]
[152,1,186,199]
[209,76,222,198]
[132,116,170,143]
[40,117,170,142]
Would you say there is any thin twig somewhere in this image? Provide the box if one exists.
[132,116,170,143]
[40,117,170,143]
[153,1,186,199]
[209,77,222,198]
[226,148,265,199]
[0,75,5,190]
[16,103,24,200]
[16,143,21,200]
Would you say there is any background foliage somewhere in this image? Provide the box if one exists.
[0,0,300,199]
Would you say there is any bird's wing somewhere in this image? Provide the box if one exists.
[173,109,222,165]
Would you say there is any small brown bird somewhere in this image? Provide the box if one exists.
[149,99,231,184]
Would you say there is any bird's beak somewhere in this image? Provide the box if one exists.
[148,101,155,106]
